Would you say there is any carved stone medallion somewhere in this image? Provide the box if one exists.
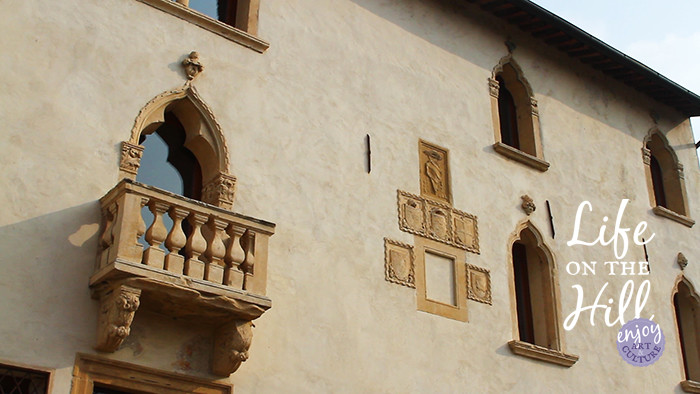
[419,140,451,203]
[384,238,415,288]
[466,264,491,305]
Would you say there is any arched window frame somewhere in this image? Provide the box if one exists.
[642,129,694,227]
[119,85,237,209]
[672,276,700,392]
[506,220,578,366]
[489,56,549,172]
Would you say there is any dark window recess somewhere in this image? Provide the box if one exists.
[138,111,203,201]
[675,294,690,379]
[497,75,519,150]
[512,242,534,344]
[217,0,238,26]
[0,365,49,394]
[649,154,667,208]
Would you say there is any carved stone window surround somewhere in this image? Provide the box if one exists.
[71,353,232,393]
[507,340,579,367]
[489,56,549,172]
[135,0,269,53]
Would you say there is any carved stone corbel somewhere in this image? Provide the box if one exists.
[119,142,144,180]
[211,320,253,376]
[202,173,237,209]
[95,285,141,352]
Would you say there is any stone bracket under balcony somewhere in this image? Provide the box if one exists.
[92,179,275,376]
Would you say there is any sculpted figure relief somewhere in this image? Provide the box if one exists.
[419,141,450,203]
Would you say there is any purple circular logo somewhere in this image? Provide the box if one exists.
[616,318,665,366]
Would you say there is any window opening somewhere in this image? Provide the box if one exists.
[0,364,49,394]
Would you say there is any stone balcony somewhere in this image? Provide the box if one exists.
[90,179,275,376]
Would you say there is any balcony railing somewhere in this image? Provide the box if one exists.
[90,179,275,376]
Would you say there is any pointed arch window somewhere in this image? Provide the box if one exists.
[643,131,694,227]
[674,278,700,392]
[489,57,549,172]
[506,222,578,366]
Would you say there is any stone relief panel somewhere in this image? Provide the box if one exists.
[397,190,479,254]
[426,200,452,244]
[466,264,492,305]
[384,238,415,288]
[452,209,479,254]
[419,140,451,203]
[398,190,426,235]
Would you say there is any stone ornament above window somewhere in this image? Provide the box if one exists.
[678,252,689,270]
[521,195,536,215]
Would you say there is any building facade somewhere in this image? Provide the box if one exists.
[1,0,700,392]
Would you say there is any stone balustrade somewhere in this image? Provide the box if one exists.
[95,179,273,295]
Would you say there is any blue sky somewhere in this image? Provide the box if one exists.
[530,0,700,148]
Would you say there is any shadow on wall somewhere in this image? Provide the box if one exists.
[0,202,101,365]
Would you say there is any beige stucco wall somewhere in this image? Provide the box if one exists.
[1,0,699,392]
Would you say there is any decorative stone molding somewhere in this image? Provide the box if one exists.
[202,173,237,209]
[397,190,479,254]
[641,147,652,165]
[530,97,539,116]
[507,340,579,367]
[677,162,686,180]
[488,78,500,98]
[95,285,142,352]
[678,252,689,270]
[212,320,253,376]
[419,140,451,203]
[681,380,700,393]
[182,51,204,81]
[127,85,231,181]
[384,238,415,288]
[521,195,536,215]
[466,264,492,305]
[119,142,144,179]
